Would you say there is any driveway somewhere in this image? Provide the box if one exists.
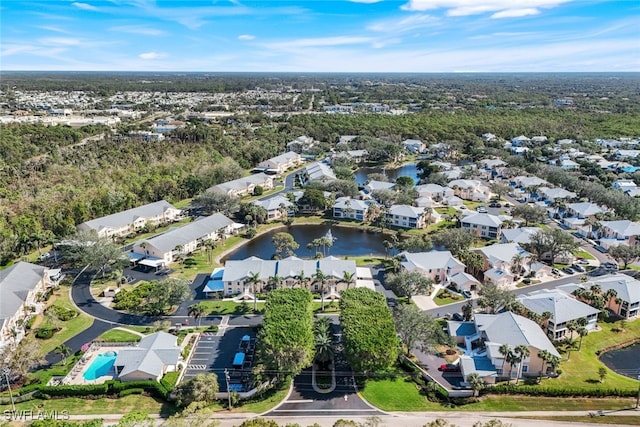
[44,319,114,364]
[412,349,465,389]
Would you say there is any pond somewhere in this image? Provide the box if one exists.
[355,162,419,185]
[223,224,388,261]
[599,342,640,379]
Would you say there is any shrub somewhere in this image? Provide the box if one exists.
[160,371,180,391]
[35,328,55,339]
[25,316,37,330]
[487,384,636,397]
[119,388,144,397]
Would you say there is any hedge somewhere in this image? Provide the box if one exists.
[487,384,637,397]
[38,383,109,397]
[22,380,171,401]
[119,388,144,397]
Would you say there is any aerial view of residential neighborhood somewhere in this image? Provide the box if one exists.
[1,1,639,427]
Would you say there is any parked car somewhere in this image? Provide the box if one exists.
[563,267,576,275]
[439,363,461,372]
[476,206,488,213]
[386,297,398,308]
[488,202,502,208]
[461,290,472,299]
[577,259,590,265]
[588,267,607,277]
[601,262,618,270]
[551,268,562,275]
[38,252,51,261]
[452,312,464,321]
[571,264,586,273]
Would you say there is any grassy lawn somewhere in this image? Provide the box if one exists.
[234,381,291,413]
[344,255,385,267]
[198,300,265,315]
[433,288,463,306]
[514,415,640,425]
[312,300,340,313]
[426,220,455,233]
[463,201,484,210]
[539,319,640,391]
[360,378,637,412]
[435,207,457,216]
[36,285,94,355]
[98,328,142,342]
[360,377,436,411]
[0,395,176,416]
[574,249,596,260]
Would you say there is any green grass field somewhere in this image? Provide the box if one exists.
[198,300,265,315]
[0,395,175,416]
[433,288,463,306]
[98,328,142,342]
[574,249,596,260]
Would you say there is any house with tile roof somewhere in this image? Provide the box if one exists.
[448,311,560,383]
[0,262,53,350]
[114,332,181,382]
[77,200,182,239]
[517,289,600,340]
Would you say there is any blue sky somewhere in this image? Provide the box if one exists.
[1,0,638,72]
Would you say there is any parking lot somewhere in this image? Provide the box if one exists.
[181,327,257,392]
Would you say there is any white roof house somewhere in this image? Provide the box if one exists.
[479,158,506,169]
[256,151,302,174]
[114,332,181,382]
[400,250,466,283]
[449,271,481,292]
[0,262,51,350]
[461,213,503,239]
[252,195,295,220]
[78,200,181,238]
[333,197,372,221]
[415,183,454,200]
[599,220,640,241]
[210,173,275,197]
[538,187,577,202]
[501,227,540,245]
[583,273,640,319]
[513,176,548,189]
[612,179,637,191]
[402,139,425,153]
[133,213,237,265]
[365,180,395,192]
[302,162,336,185]
[566,202,606,218]
[517,289,600,338]
[478,242,530,272]
[386,205,429,229]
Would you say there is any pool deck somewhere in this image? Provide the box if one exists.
[63,345,124,385]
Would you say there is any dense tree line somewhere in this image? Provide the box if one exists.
[339,288,398,374]
[257,288,315,377]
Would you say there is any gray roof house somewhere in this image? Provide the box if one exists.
[364,180,395,193]
[501,227,539,245]
[400,250,466,284]
[565,202,606,219]
[517,289,600,339]
[537,187,577,202]
[386,205,429,229]
[450,311,559,383]
[300,162,336,185]
[583,273,640,319]
[209,173,275,197]
[1,262,51,350]
[132,213,237,266]
[77,200,182,239]
[255,151,302,174]
[252,195,295,220]
[114,332,181,382]
[598,220,640,242]
[461,213,503,239]
[333,197,372,221]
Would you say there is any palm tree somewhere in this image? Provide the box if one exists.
[296,270,309,290]
[514,345,530,384]
[246,271,262,312]
[314,269,327,312]
[577,327,588,350]
[314,330,334,367]
[537,349,551,381]
[498,344,515,382]
[466,373,484,397]
[188,303,207,327]
[511,253,525,276]
[267,274,282,291]
[55,344,71,365]
[342,271,356,290]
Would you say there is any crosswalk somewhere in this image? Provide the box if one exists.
[187,364,207,370]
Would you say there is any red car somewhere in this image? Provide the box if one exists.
[439,363,460,372]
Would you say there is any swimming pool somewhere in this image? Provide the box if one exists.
[83,351,117,381]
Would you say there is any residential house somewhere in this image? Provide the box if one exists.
[252,195,295,221]
[501,227,540,245]
[537,187,577,203]
[286,135,315,153]
[512,176,549,190]
[461,213,503,239]
[255,152,302,175]
[209,173,275,197]
[511,146,529,156]
[0,262,53,350]
[612,179,637,192]
[597,220,640,249]
[415,183,454,201]
[477,243,530,286]
[364,180,395,193]
[479,158,506,169]
[564,202,606,224]
[114,332,181,382]
[517,289,599,340]
[220,256,356,297]
[449,271,481,293]
[582,273,640,319]
[399,251,466,284]
[531,136,548,144]
[615,149,640,160]
[511,135,531,146]
[449,311,560,383]
[337,135,358,146]
[132,213,237,267]
[77,200,182,239]
[386,205,429,229]
[335,150,369,163]
[443,195,464,207]
[447,179,492,202]
[402,139,425,153]
[550,159,579,170]
[299,162,336,186]
[481,133,497,142]
[333,197,373,221]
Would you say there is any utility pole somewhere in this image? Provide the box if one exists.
[636,374,640,409]
[2,368,15,412]
[224,368,232,410]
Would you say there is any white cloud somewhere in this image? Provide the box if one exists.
[39,37,82,46]
[72,2,99,11]
[238,34,255,40]
[401,0,572,18]
[349,0,383,3]
[367,14,440,33]
[109,25,167,36]
[36,25,71,34]
[265,36,373,50]
[138,51,166,60]
[492,8,540,18]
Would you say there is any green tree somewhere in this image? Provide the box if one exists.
[513,344,530,384]
[384,270,433,297]
[174,374,220,407]
[498,344,516,383]
[192,191,239,215]
[431,228,475,257]
[272,232,299,259]
[510,204,547,226]
[54,344,72,365]
[477,283,516,314]
[62,230,127,278]
[188,302,207,327]
[597,366,607,383]
[526,228,578,266]
[393,304,451,356]
[466,372,485,397]
[608,244,640,269]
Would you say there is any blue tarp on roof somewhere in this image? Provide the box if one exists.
[228,384,243,392]
[242,335,250,342]
[233,352,245,366]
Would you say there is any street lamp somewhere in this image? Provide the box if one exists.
[636,374,640,409]
[2,367,15,412]
[224,368,232,410]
